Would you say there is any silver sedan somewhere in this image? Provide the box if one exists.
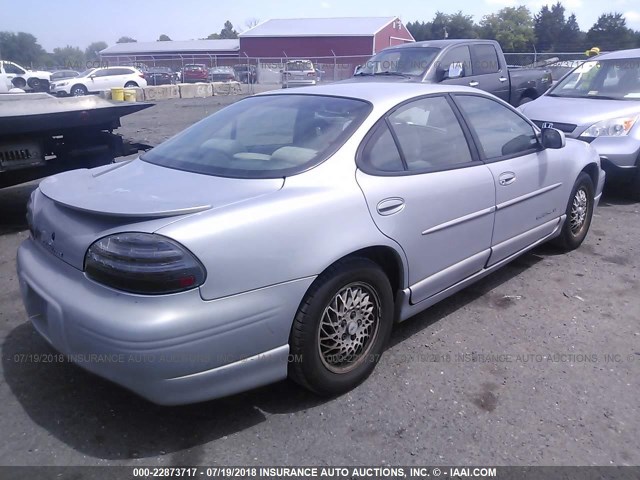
[18,83,605,405]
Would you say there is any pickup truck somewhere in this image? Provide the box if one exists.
[350,39,552,107]
[0,60,51,92]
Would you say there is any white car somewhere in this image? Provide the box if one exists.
[282,60,317,88]
[0,60,51,91]
[50,66,147,96]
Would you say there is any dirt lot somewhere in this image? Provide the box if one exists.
[0,96,638,467]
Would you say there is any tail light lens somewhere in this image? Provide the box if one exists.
[307,72,316,77]
[85,232,206,295]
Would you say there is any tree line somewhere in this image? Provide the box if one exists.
[0,20,243,69]
[407,3,640,53]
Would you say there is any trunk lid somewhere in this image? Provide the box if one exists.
[33,159,283,270]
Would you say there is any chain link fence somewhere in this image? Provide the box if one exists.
[97,52,594,86]
[99,53,373,85]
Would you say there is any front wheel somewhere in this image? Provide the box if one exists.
[124,81,138,88]
[552,172,594,251]
[288,257,394,396]
[70,84,88,96]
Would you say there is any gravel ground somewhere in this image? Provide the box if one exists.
[0,96,638,467]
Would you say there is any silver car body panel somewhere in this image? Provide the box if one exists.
[18,82,605,404]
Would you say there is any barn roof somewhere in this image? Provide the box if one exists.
[239,17,399,37]
[100,39,240,55]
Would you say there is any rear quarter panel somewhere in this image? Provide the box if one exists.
[156,145,408,301]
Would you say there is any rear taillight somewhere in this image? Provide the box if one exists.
[307,72,315,77]
[138,74,145,79]
[85,232,206,295]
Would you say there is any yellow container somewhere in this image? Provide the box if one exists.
[111,87,124,101]
[123,89,137,102]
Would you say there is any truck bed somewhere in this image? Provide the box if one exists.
[0,93,152,136]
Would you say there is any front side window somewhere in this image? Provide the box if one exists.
[439,46,473,78]
[455,95,538,159]
[388,96,473,170]
[143,94,371,178]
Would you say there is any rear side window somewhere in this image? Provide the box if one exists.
[388,96,473,171]
[454,95,538,159]
[472,44,500,75]
[359,96,475,174]
[360,124,405,172]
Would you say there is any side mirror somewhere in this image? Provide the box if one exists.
[540,128,566,149]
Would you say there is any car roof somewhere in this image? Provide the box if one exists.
[258,81,494,105]
[384,39,499,50]
[595,48,640,61]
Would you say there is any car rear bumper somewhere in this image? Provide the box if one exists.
[283,80,317,87]
[17,238,314,405]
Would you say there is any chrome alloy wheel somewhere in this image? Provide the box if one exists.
[317,282,381,374]
[570,188,588,235]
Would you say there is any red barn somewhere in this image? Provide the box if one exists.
[239,17,414,58]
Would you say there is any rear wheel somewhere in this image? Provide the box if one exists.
[11,77,26,89]
[288,257,394,396]
[552,172,594,251]
[70,84,88,96]
[124,81,138,88]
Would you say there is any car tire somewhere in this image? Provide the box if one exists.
[288,257,394,396]
[552,172,594,251]
[124,81,138,88]
[70,84,88,96]
[27,78,41,90]
[12,77,26,89]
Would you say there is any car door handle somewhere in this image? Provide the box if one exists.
[469,81,479,87]
[499,172,516,186]
[499,77,508,83]
[376,197,405,216]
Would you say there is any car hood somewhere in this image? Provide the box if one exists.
[520,95,640,134]
[39,159,284,217]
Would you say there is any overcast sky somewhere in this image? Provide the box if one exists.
[2,0,639,51]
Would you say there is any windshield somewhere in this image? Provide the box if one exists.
[142,94,371,179]
[549,58,640,100]
[78,68,96,77]
[357,47,440,77]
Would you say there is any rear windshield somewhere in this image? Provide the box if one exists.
[286,61,314,71]
[358,47,440,77]
[142,94,372,179]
